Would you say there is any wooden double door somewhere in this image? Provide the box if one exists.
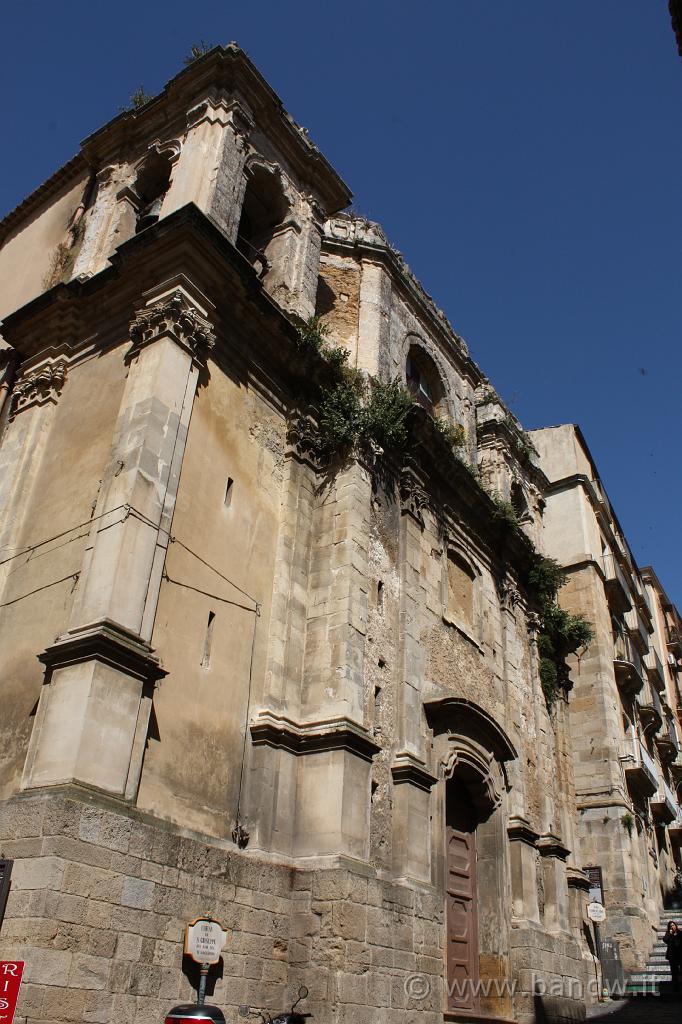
[446,785,479,1015]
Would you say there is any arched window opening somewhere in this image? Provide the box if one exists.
[134,152,172,233]
[406,346,445,416]
[510,481,528,520]
[237,166,290,277]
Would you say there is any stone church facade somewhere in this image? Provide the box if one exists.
[0,44,678,1024]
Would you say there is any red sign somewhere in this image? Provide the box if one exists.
[0,961,24,1024]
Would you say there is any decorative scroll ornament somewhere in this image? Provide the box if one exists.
[10,357,68,418]
[286,412,323,469]
[496,573,521,613]
[129,290,215,364]
[399,468,429,526]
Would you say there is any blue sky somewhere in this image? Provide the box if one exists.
[1,1,680,603]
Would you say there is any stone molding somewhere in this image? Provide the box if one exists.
[390,752,438,792]
[129,288,215,364]
[537,833,571,861]
[507,816,540,847]
[10,356,68,418]
[442,736,507,815]
[39,618,166,686]
[250,710,380,762]
[187,93,255,136]
[566,867,592,891]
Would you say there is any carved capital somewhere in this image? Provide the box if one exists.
[286,412,323,470]
[129,289,215,364]
[497,573,521,613]
[400,468,429,526]
[10,357,68,418]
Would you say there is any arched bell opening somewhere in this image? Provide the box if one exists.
[133,151,173,233]
[236,165,291,279]
[405,344,446,417]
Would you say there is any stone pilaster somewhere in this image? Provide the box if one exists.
[21,277,214,798]
[508,817,541,924]
[180,95,254,237]
[0,353,69,604]
[397,466,430,758]
[538,833,571,933]
[390,753,437,883]
[72,166,127,279]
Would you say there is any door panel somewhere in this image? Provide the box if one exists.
[446,786,479,1014]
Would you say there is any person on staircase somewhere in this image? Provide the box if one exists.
[663,920,682,992]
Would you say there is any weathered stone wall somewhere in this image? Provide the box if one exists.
[0,46,608,1024]
[0,345,128,801]
[0,791,446,1024]
[0,171,90,320]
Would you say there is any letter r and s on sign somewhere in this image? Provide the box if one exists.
[0,962,24,1024]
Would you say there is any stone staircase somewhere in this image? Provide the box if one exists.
[626,911,682,996]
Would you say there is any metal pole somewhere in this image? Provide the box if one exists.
[198,963,209,1007]
[593,922,605,1000]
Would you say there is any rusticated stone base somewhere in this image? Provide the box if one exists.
[0,789,592,1024]
[0,789,446,1024]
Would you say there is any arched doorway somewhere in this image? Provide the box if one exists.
[446,782,480,1014]
[425,698,517,1019]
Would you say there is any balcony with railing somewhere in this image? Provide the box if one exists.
[652,779,679,824]
[667,622,682,658]
[637,583,654,629]
[644,647,666,692]
[636,681,663,734]
[625,605,651,655]
[614,631,645,695]
[656,717,681,765]
[669,814,682,844]
[621,738,658,797]
[602,553,633,615]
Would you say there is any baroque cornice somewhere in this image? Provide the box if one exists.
[507,816,540,847]
[39,618,166,686]
[250,710,380,762]
[390,752,438,791]
[537,833,571,861]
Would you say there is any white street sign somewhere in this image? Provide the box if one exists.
[587,901,606,923]
[184,918,228,965]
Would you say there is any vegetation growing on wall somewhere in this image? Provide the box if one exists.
[502,415,537,465]
[293,320,594,711]
[183,41,213,65]
[129,86,154,110]
[295,318,426,459]
[434,416,467,453]
[528,557,595,709]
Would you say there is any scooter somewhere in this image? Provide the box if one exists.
[239,985,311,1024]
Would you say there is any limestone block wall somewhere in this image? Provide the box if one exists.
[0,791,446,1024]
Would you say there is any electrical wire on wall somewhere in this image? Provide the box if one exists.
[1,501,263,847]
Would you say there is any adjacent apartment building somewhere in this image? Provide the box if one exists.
[531,425,682,971]
[0,43,679,1024]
